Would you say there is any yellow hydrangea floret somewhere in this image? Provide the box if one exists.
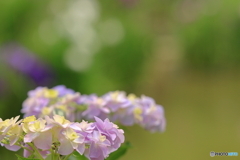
[23,116,36,123]
[110,91,120,101]
[128,94,137,101]
[57,105,67,112]
[65,128,79,141]
[28,118,46,132]
[42,107,52,116]
[0,116,21,133]
[133,107,143,121]
[44,89,58,98]
[53,115,70,126]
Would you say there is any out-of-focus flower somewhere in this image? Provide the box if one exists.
[52,85,75,97]
[3,125,22,151]
[0,116,22,151]
[21,85,79,120]
[82,96,110,120]
[22,87,51,117]
[137,96,166,132]
[0,116,21,137]
[21,85,166,133]
[102,91,131,112]
[6,124,22,146]
[0,43,54,86]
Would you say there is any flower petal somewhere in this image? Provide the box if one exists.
[76,144,85,155]
[58,139,74,155]
[4,144,21,151]
[34,131,52,150]
[24,132,39,143]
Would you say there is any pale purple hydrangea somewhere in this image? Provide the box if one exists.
[82,95,110,120]
[21,86,166,133]
[21,85,80,121]
[23,118,53,150]
[94,117,124,152]
[110,105,135,126]
[0,115,125,160]
[84,117,124,160]
[103,92,135,126]
[52,85,75,96]
[102,91,131,112]
[22,94,49,117]
[136,96,166,132]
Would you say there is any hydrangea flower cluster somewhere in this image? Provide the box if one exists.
[0,115,124,160]
[22,85,166,133]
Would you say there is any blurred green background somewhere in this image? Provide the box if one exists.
[0,0,240,159]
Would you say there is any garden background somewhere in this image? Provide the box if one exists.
[0,0,240,159]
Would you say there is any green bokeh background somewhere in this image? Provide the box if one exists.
[0,0,240,159]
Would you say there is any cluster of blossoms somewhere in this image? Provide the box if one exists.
[22,85,166,132]
[0,115,124,160]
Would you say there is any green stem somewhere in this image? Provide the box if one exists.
[15,143,34,155]
[21,145,33,153]
[51,148,61,160]
[51,149,54,160]
[57,153,61,160]
[52,151,54,160]
[27,143,44,160]
[51,149,57,160]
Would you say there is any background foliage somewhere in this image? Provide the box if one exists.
[0,0,240,159]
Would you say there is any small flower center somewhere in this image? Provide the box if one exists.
[111,91,119,101]
[44,89,58,98]
[33,121,41,130]
[42,107,52,115]
[128,94,137,101]
[57,105,67,112]
[99,135,106,142]
[68,132,79,141]
[133,107,143,121]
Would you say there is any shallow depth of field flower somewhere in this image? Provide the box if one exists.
[0,115,124,160]
[1,85,166,160]
[22,85,166,133]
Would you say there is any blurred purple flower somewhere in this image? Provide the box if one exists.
[137,96,166,132]
[52,85,75,97]
[82,95,110,120]
[102,91,131,112]
[22,85,166,133]
[1,43,54,85]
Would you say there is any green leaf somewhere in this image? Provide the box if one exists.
[68,151,88,160]
[106,142,131,160]
[15,154,40,160]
